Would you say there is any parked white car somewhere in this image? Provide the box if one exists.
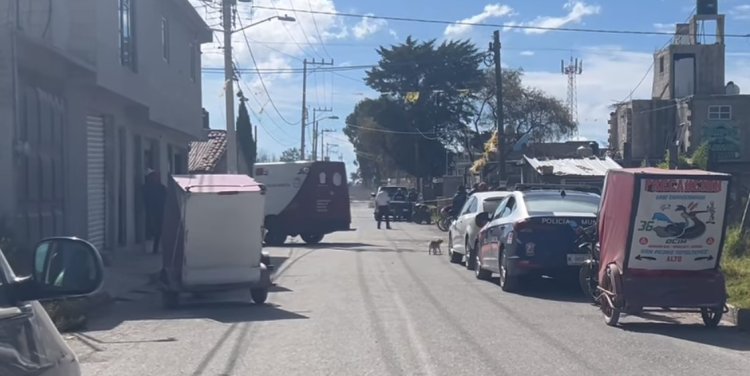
[448,191,511,270]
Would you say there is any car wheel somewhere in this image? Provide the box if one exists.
[264,230,287,246]
[301,233,324,244]
[465,239,477,271]
[499,253,519,292]
[701,307,723,328]
[475,253,492,281]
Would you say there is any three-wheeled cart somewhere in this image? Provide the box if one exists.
[159,174,271,308]
[596,168,730,327]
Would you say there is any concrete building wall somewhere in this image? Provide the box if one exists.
[687,95,750,162]
[652,43,726,100]
[0,26,16,219]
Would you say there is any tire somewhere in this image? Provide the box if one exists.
[162,291,179,309]
[499,253,519,292]
[600,268,621,326]
[264,230,287,246]
[251,288,269,304]
[465,240,477,271]
[701,307,723,328]
[437,217,450,232]
[301,233,324,244]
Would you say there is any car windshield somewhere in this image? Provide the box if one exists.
[524,194,601,214]
[483,196,508,213]
[380,187,406,197]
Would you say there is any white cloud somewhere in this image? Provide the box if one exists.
[523,1,601,35]
[352,14,388,39]
[730,4,750,20]
[519,50,535,56]
[389,29,400,40]
[444,4,514,39]
[653,22,675,33]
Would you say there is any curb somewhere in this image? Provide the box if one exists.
[726,304,750,330]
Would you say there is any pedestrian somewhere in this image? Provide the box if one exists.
[374,189,392,229]
[451,185,468,217]
[143,169,167,254]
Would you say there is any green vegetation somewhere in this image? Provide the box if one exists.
[658,143,711,170]
[722,227,750,309]
[237,98,257,175]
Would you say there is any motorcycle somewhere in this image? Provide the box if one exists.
[436,205,455,232]
[412,203,433,225]
[576,224,600,304]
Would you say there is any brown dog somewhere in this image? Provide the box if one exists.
[428,239,443,255]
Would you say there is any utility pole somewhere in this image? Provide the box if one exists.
[561,56,583,126]
[300,58,334,159]
[222,0,237,172]
[312,107,332,160]
[492,30,506,183]
[320,128,335,159]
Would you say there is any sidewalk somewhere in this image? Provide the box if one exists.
[93,248,162,307]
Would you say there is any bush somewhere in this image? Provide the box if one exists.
[723,227,750,309]
[724,227,748,258]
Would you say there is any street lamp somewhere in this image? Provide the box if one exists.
[220,1,295,173]
[312,115,339,160]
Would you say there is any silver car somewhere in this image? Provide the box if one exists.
[0,237,104,376]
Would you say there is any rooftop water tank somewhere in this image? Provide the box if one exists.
[726,81,741,95]
[697,0,718,15]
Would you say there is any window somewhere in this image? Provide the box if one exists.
[189,41,197,82]
[659,56,665,74]
[708,105,731,120]
[119,0,137,71]
[483,195,509,213]
[161,17,170,62]
[460,197,477,215]
[524,195,600,214]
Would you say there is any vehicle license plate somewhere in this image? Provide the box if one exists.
[567,254,587,266]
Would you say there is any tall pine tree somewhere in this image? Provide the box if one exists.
[237,96,257,176]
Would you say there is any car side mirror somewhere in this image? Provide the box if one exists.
[370,193,376,197]
[13,237,104,302]
[475,212,490,228]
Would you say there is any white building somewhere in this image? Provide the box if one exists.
[0,0,211,256]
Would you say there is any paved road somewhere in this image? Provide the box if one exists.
[67,202,750,376]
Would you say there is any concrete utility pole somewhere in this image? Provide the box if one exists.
[222,0,237,172]
[320,128,336,159]
[312,107,332,160]
[218,2,295,172]
[300,58,334,159]
[492,30,506,182]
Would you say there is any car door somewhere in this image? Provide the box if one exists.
[0,249,80,376]
[450,197,477,254]
[482,197,517,273]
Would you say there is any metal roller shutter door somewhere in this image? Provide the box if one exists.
[86,115,106,251]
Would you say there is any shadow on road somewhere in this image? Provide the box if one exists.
[270,242,376,249]
[620,323,750,351]
[83,299,308,333]
[492,276,591,304]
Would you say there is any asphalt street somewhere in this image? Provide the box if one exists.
[66,202,750,376]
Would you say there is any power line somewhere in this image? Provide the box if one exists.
[252,5,750,38]
[237,16,300,125]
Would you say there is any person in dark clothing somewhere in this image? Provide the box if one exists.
[407,188,418,202]
[143,170,167,254]
[451,185,468,217]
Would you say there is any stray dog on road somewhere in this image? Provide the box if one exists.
[428,239,443,255]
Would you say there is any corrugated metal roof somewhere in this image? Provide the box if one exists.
[524,156,622,177]
[188,130,227,173]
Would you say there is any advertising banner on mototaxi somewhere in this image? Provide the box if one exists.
[628,178,727,271]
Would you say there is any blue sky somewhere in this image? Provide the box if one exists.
[192,0,750,173]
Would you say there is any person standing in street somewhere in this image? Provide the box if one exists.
[374,189,392,230]
[143,169,167,254]
[451,185,468,217]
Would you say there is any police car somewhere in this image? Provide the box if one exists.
[473,185,601,292]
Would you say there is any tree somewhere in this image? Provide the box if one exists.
[279,147,302,162]
[236,98,256,175]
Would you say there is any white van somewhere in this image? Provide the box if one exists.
[254,161,352,245]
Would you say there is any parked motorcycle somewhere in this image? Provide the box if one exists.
[412,203,433,225]
[436,205,455,232]
[576,224,600,303]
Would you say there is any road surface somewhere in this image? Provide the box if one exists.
[66,202,750,375]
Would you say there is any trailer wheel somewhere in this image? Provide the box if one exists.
[251,288,269,304]
[600,267,621,326]
[701,307,723,328]
[162,291,179,309]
